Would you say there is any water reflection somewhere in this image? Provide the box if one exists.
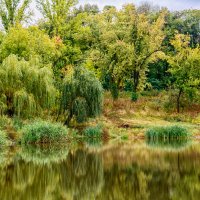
[20,145,69,165]
[146,138,191,150]
[84,138,103,148]
[0,141,199,200]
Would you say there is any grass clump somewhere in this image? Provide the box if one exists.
[83,125,103,138]
[146,125,189,139]
[20,120,68,144]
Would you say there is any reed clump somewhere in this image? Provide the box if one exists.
[20,120,68,144]
[146,125,189,139]
[83,125,103,138]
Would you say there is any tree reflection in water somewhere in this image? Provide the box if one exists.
[0,141,199,199]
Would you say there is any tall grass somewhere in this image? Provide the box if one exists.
[20,120,68,144]
[83,125,103,138]
[146,125,189,139]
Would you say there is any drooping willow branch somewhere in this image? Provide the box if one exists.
[0,55,56,117]
[60,66,103,125]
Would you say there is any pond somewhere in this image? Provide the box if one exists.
[0,139,200,200]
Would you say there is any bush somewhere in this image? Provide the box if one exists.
[131,92,139,102]
[0,130,8,145]
[20,120,68,144]
[83,125,103,138]
[145,125,189,139]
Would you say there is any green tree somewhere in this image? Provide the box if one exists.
[36,0,78,37]
[168,34,200,112]
[103,5,116,11]
[0,25,58,64]
[0,55,56,117]
[137,1,161,14]
[59,66,103,125]
[84,4,166,99]
[165,9,200,48]
[0,0,32,31]
[37,0,90,77]
[74,4,100,16]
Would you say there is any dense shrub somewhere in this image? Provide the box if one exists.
[20,120,68,144]
[83,125,103,138]
[145,125,189,139]
[131,92,139,102]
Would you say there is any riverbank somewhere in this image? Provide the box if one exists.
[0,92,199,145]
[90,92,200,140]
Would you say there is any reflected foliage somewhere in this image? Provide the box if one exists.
[146,138,191,150]
[0,142,199,199]
[19,145,69,165]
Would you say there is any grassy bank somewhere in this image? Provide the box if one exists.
[0,91,199,145]
[96,91,200,140]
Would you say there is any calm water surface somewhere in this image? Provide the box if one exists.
[0,140,200,200]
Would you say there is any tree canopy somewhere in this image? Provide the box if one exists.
[168,34,200,112]
[0,1,199,119]
[0,0,32,31]
[60,66,103,125]
[0,55,56,117]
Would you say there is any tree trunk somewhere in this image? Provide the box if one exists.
[177,88,183,113]
[133,70,139,92]
[6,95,14,117]
[110,77,119,100]
[64,109,73,126]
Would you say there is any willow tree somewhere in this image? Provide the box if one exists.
[59,67,103,125]
[0,0,32,31]
[0,55,56,117]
